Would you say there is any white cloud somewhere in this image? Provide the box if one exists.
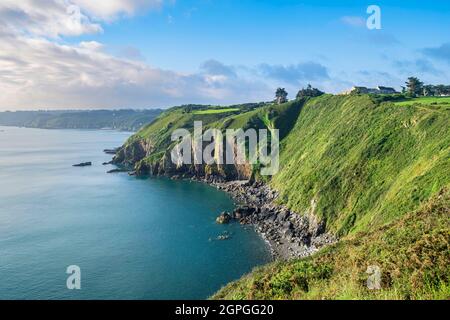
[0,31,269,109]
[0,1,168,38]
[0,0,273,110]
[73,0,165,21]
[0,0,274,110]
[0,0,102,38]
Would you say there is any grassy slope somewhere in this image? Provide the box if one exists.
[212,95,449,300]
[213,188,449,300]
[272,95,450,236]
[394,96,450,106]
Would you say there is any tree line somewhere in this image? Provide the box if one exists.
[274,77,450,104]
[403,77,450,97]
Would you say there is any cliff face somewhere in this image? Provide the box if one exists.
[112,101,301,181]
[113,139,150,166]
[114,137,254,181]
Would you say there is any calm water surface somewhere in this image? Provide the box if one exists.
[0,126,271,299]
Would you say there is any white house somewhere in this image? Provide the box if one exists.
[343,86,399,95]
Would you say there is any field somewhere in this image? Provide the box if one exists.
[395,96,450,106]
[192,108,240,115]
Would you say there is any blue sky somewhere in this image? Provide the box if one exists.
[74,0,450,72]
[1,0,450,109]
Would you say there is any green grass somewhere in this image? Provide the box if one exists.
[192,108,240,115]
[212,189,450,300]
[272,95,450,235]
[394,96,450,106]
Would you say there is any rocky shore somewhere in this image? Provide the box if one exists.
[191,177,337,260]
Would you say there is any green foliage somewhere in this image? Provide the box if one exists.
[296,84,324,99]
[127,95,448,236]
[394,96,450,107]
[405,77,424,97]
[128,94,448,236]
[126,100,305,172]
[275,88,288,105]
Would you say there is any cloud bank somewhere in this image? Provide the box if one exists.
[0,1,272,109]
[0,0,329,110]
[2,1,446,110]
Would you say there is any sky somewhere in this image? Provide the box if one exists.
[0,0,449,110]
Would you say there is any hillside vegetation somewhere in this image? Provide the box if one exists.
[272,95,450,235]
[213,188,449,300]
[394,96,450,106]
[115,95,449,300]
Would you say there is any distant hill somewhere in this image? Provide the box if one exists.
[0,109,163,132]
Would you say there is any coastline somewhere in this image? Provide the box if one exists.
[197,177,337,260]
[150,173,337,261]
[108,142,337,260]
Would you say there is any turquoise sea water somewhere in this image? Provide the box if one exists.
[0,126,271,300]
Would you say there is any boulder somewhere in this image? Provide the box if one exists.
[276,210,290,222]
[217,232,231,241]
[216,212,232,224]
[233,206,256,219]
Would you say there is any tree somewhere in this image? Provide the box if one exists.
[275,88,288,104]
[296,84,325,99]
[423,85,435,97]
[434,84,450,96]
[405,77,424,97]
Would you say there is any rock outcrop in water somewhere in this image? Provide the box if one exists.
[107,168,128,174]
[103,148,120,155]
[73,162,92,167]
[216,212,232,224]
